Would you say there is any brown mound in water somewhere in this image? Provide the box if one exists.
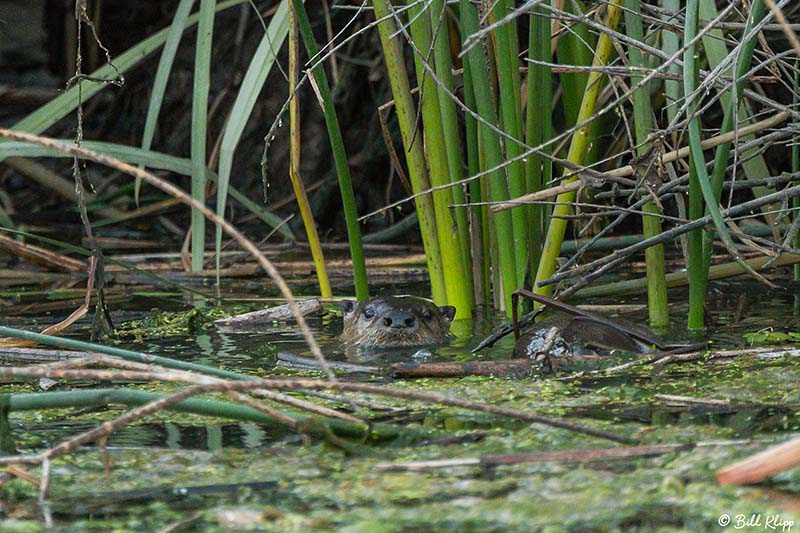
[512,313,658,359]
[340,296,456,348]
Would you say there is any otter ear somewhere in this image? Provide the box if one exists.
[439,306,456,322]
[340,300,356,316]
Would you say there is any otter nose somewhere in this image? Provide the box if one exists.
[383,312,416,328]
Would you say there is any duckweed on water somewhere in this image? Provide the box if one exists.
[3,349,800,531]
[6,433,792,532]
[117,307,230,339]
[4,290,800,530]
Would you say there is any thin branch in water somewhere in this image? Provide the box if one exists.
[0,128,336,382]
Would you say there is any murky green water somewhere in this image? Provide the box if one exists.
[3,277,800,531]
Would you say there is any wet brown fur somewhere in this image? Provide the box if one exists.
[512,313,655,359]
[340,296,456,348]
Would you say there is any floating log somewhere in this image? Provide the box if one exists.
[215,298,325,329]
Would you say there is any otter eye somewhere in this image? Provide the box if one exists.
[422,309,432,320]
[363,308,375,319]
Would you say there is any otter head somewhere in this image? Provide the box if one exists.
[339,296,456,348]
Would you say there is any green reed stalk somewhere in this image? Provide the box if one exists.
[533,0,622,299]
[406,0,473,315]
[491,0,527,288]
[684,0,764,328]
[623,0,668,328]
[8,388,424,442]
[371,0,446,303]
[138,0,193,204]
[700,0,766,279]
[190,0,215,272]
[429,0,473,298]
[460,0,518,313]
[287,6,332,298]
[661,0,685,256]
[687,151,704,329]
[661,0,682,114]
[684,0,707,330]
[525,1,552,278]
[556,0,600,164]
[293,1,367,299]
[463,49,488,305]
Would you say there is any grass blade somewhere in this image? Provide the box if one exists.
[0,140,293,240]
[137,0,195,203]
[701,1,767,277]
[287,4,332,298]
[623,0,668,328]
[293,0,368,300]
[215,0,291,277]
[190,0,215,272]
[683,0,769,330]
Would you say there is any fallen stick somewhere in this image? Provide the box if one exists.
[0,347,95,363]
[278,352,612,379]
[577,344,800,376]
[717,436,800,485]
[576,253,800,298]
[0,234,84,272]
[276,351,534,378]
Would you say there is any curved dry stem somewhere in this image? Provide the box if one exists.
[0,127,335,381]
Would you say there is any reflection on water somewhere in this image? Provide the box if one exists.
[124,292,521,373]
[121,277,800,372]
[11,276,800,451]
[15,419,303,452]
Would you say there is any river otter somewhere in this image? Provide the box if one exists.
[512,313,657,360]
[509,289,688,364]
[340,296,456,348]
